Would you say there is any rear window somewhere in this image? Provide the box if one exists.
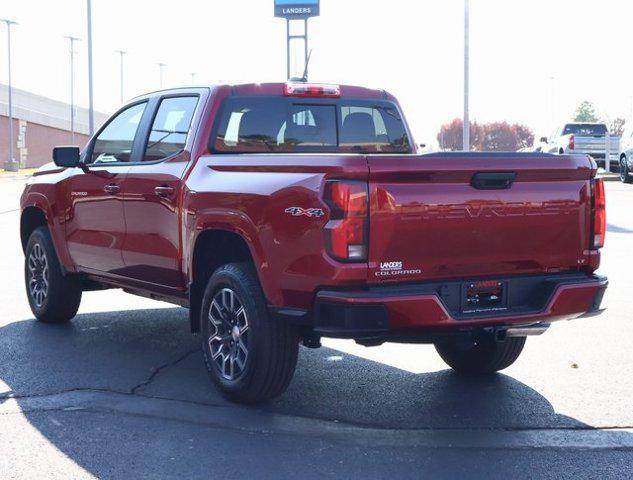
[562,124,608,136]
[211,96,411,153]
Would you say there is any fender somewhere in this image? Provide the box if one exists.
[185,207,279,305]
[20,188,76,274]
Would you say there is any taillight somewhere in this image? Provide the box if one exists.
[569,134,575,151]
[591,178,606,249]
[324,180,368,262]
[283,82,341,98]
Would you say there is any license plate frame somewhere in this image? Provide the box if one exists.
[461,280,508,315]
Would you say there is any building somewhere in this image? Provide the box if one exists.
[0,83,109,169]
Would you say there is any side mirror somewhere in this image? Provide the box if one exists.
[539,137,548,144]
[53,146,81,169]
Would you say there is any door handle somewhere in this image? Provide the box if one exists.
[471,172,516,190]
[103,184,120,195]
[154,185,175,198]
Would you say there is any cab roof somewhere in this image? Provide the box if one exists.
[134,82,396,102]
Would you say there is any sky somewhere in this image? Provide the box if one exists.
[1,0,632,145]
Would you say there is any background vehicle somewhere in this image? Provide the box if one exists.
[20,82,607,404]
[542,122,620,170]
[618,124,633,183]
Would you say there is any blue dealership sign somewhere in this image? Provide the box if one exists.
[274,0,320,18]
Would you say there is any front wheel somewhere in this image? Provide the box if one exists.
[201,263,299,404]
[435,336,526,374]
[620,157,632,183]
[24,227,82,323]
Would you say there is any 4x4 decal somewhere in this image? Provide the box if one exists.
[284,207,325,218]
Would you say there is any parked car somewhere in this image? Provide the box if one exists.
[20,82,608,403]
[541,122,620,170]
[618,124,633,183]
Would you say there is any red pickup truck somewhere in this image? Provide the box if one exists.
[20,82,607,403]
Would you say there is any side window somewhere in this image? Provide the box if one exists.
[90,102,147,164]
[144,96,198,162]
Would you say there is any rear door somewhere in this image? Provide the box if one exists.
[367,153,594,283]
[64,101,148,274]
[119,94,200,290]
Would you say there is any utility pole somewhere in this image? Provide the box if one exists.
[115,50,126,104]
[463,0,470,152]
[158,63,166,88]
[1,18,18,172]
[190,72,196,84]
[65,36,81,144]
[86,0,94,135]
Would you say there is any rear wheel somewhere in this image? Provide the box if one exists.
[24,227,82,323]
[435,336,526,374]
[201,263,299,403]
[620,156,632,183]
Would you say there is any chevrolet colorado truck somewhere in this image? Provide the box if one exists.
[20,82,607,403]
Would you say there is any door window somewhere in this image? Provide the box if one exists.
[90,102,147,164]
[144,96,198,161]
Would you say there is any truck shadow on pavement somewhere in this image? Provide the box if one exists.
[0,307,630,477]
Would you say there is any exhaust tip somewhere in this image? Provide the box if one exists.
[505,324,550,337]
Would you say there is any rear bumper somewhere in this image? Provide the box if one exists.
[310,274,607,339]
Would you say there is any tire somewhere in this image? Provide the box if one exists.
[435,336,526,374]
[200,262,299,404]
[24,226,82,323]
[620,156,632,183]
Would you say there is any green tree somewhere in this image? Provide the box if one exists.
[573,101,599,122]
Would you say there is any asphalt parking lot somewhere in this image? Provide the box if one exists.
[0,176,631,479]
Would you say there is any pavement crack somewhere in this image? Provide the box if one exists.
[0,208,19,215]
[0,386,129,401]
[130,348,198,394]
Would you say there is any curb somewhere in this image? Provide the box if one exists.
[0,174,31,182]
[597,173,620,182]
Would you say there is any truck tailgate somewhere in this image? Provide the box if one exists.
[367,153,595,283]
[573,135,620,160]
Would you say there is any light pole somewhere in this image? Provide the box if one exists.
[115,50,126,104]
[64,36,81,144]
[463,0,470,152]
[86,0,94,135]
[1,19,18,172]
[158,63,166,88]
[190,72,196,84]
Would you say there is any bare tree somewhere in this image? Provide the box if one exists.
[610,117,626,136]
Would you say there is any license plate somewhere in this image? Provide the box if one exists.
[461,280,508,314]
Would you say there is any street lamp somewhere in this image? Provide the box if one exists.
[115,50,126,104]
[86,0,94,135]
[463,0,470,152]
[64,36,81,145]
[1,18,18,172]
[158,63,166,88]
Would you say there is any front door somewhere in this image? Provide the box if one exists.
[119,95,200,290]
[64,101,148,274]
